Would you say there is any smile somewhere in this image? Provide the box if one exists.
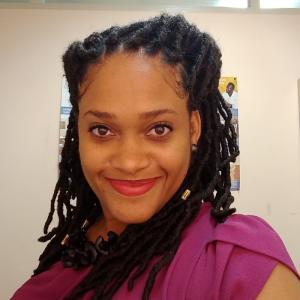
[106,177,160,197]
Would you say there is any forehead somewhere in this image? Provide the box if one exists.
[79,52,188,114]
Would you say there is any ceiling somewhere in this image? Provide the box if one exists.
[0,0,300,12]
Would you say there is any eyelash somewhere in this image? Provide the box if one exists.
[89,125,112,138]
[88,122,173,139]
[146,123,173,138]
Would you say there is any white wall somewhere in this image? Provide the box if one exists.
[0,8,299,299]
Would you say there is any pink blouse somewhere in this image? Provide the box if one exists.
[12,203,299,299]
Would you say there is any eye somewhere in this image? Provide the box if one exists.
[89,125,113,137]
[147,123,173,138]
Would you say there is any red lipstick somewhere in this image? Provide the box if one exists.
[107,177,160,197]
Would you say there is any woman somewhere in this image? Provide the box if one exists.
[12,14,299,300]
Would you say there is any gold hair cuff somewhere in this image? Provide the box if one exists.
[181,189,191,201]
[61,234,69,246]
[81,219,89,229]
[61,219,89,246]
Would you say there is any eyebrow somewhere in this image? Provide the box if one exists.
[84,108,179,120]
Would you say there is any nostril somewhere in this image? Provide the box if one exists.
[110,150,151,174]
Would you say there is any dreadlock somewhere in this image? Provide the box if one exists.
[33,13,239,300]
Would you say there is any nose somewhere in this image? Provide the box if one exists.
[110,137,151,175]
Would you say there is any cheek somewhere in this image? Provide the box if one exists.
[159,137,191,179]
[78,134,105,185]
[80,148,103,172]
[79,148,109,201]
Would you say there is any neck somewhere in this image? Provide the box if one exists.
[87,216,126,242]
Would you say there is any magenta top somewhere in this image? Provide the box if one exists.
[12,203,299,300]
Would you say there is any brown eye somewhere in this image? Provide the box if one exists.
[90,125,113,137]
[148,123,173,137]
[154,126,166,135]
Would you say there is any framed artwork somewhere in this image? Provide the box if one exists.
[219,77,240,191]
[59,76,72,162]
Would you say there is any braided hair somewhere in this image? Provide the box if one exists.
[33,13,239,300]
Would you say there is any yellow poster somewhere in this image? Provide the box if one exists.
[219,77,240,191]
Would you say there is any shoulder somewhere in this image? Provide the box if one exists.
[185,202,297,269]
[181,202,292,252]
[165,203,299,300]
[257,263,300,299]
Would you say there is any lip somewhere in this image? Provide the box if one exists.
[106,177,161,197]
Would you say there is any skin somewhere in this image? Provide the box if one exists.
[257,263,300,299]
[77,51,201,240]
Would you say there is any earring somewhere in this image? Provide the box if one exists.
[192,144,198,152]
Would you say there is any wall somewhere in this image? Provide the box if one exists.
[0,8,299,299]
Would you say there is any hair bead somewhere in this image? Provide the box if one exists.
[181,189,191,201]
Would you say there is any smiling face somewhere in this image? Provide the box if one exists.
[226,83,234,96]
[78,52,201,234]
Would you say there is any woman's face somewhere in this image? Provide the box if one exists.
[78,52,201,232]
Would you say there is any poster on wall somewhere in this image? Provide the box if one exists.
[59,76,72,162]
[59,75,240,191]
[219,77,240,191]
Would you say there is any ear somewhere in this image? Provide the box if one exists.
[190,110,201,145]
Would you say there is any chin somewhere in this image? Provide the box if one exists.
[113,206,159,226]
